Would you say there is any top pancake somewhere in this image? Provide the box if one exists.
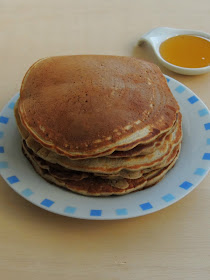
[18,55,179,159]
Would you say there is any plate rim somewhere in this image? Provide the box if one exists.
[0,74,210,220]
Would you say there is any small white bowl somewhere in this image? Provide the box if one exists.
[138,27,210,75]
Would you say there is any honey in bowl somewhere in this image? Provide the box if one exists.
[159,35,210,68]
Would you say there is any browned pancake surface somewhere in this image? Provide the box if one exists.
[22,141,180,196]
[19,55,179,158]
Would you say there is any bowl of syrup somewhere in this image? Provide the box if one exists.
[138,27,210,75]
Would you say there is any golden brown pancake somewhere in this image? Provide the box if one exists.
[15,99,175,159]
[15,55,182,196]
[18,55,179,159]
[22,136,180,181]
[15,102,182,175]
[22,140,180,196]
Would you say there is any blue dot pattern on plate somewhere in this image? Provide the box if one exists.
[202,153,210,160]
[188,96,199,104]
[198,108,209,117]
[0,161,8,168]
[90,209,102,216]
[7,175,19,184]
[179,181,193,190]
[8,102,16,110]
[64,206,77,214]
[0,116,9,124]
[41,199,55,207]
[162,193,175,202]
[204,123,210,130]
[166,78,170,83]
[21,188,34,197]
[194,168,207,176]
[140,202,153,211]
[0,86,209,220]
[116,208,128,216]
[175,85,185,93]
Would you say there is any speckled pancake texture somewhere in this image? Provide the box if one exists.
[15,55,182,196]
[18,55,180,159]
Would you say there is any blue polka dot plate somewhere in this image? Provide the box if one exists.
[0,76,209,220]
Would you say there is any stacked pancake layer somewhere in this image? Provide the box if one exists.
[15,55,182,196]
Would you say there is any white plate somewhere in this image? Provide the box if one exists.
[0,75,210,220]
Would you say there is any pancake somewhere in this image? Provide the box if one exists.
[22,144,147,195]
[107,130,169,158]
[22,136,180,182]
[15,100,175,159]
[22,140,180,196]
[15,103,182,174]
[15,55,182,196]
[143,149,180,189]
[19,115,181,174]
[18,55,179,159]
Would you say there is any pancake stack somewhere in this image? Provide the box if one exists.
[15,55,182,196]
